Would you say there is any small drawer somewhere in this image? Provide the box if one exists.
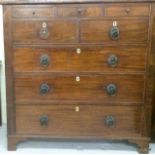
[12,5,54,18]
[13,46,146,73]
[57,5,103,17]
[16,105,142,137]
[80,19,148,43]
[15,74,144,104]
[12,20,77,44]
[105,4,150,17]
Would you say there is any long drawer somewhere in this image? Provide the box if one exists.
[12,19,148,44]
[13,46,146,73]
[14,74,144,104]
[16,105,142,137]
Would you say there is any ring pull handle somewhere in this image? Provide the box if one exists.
[104,116,115,127]
[40,83,50,95]
[107,54,118,67]
[109,21,119,40]
[40,115,49,126]
[40,54,50,67]
[39,22,49,40]
[106,84,117,96]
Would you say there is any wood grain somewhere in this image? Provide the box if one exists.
[3,5,15,134]
[12,5,55,18]
[1,2,153,153]
[0,0,155,4]
[105,4,150,17]
[12,20,77,44]
[13,46,147,73]
[16,105,142,137]
[57,5,103,17]
[14,74,145,104]
[149,3,155,140]
[80,19,149,43]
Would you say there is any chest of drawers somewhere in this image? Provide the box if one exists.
[1,0,155,153]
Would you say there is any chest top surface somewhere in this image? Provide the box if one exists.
[1,0,155,4]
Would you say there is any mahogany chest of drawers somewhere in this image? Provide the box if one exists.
[1,0,155,153]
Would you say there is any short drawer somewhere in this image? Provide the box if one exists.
[12,5,55,18]
[15,74,144,104]
[13,47,69,72]
[13,46,146,72]
[12,20,77,44]
[105,4,150,17]
[16,105,142,137]
[57,5,103,17]
[80,19,148,43]
[69,46,146,72]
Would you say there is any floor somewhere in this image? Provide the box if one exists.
[1,124,155,154]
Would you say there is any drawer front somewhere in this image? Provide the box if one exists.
[12,20,77,44]
[12,4,149,18]
[15,75,144,104]
[13,19,148,44]
[57,5,103,17]
[13,47,69,72]
[69,47,146,72]
[12,5,103,18]
[105,4,150,17]
[16,105,142,137]
[12,6,55,18]
[80,19,148,43]
[14,47,146,72]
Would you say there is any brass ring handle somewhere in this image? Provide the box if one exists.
[104,116,115,127]
[40,115,49,126]
[40,54,50,67]
[107,54,118,67]
[40,83,50,94]
[106,84,117,96]
[109,21,119,40]
[39,22,49,40]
